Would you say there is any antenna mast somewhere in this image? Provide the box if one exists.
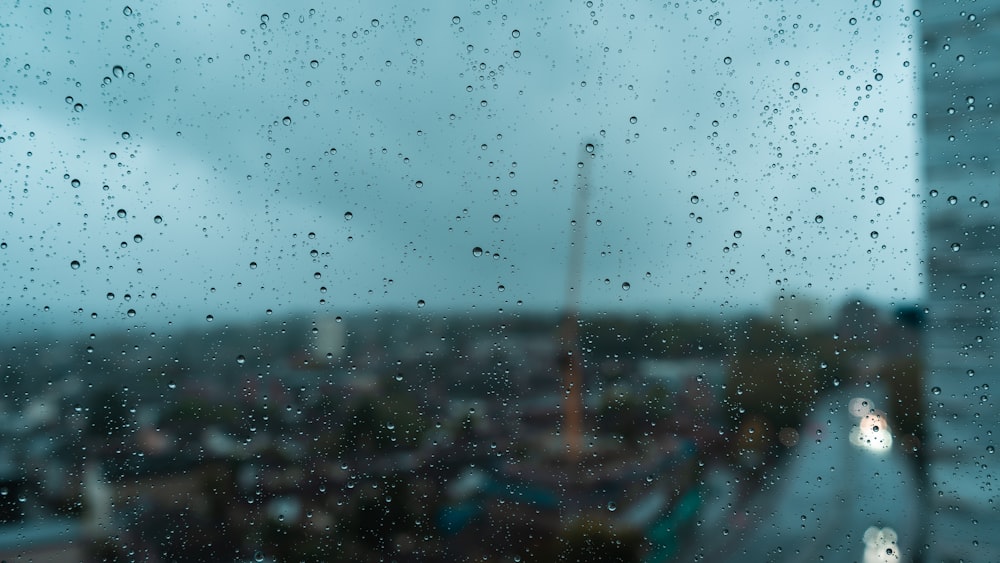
[559,141,594,459]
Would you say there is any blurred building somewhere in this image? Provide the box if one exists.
[920,4,1000,561]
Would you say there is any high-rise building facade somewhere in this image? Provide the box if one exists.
[921,4,1000,561]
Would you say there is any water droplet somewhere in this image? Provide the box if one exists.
[585,143,595,153]
[123,6,133,16]
[126,309,136,317]
[814,215,824,223]
[70,260,81,270]
[70,178,81,188]
[870,231,878,239]
[344,211,353,220]
[416,299,426,308]
[282,116,291,126]
[472,246,484,257]
[206,314,214,322]
[107,292,115,300]
[723,56,732,65]
[733,230,742,238]
[254,551,265,562]
[849,17,857,25]
[43,7,52,15]
[951,242,961,252]
[153,215,163,224]
[492,214,501,222]
[236,355,246,365]
[452,16,461,24]
[622,282,630,291]
[249,261,258,269]
[932,386,941,395]
[310,60,319,69]
[607,501,617,512]
[167,381,176,390]
[121,131,131,140]
[947,195,958,205]
[690,195,700,204]
[988,445,995,454]
[112,65,125,79]
[629,116,638,124]
[133,234,143,243]
[371,18,379,27]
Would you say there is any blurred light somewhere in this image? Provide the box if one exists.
[848,397,893,452]
[863,526,900,562]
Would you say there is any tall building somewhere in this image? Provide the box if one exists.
[921,4,1000,561]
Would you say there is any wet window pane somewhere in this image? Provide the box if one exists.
[0,1,990,561]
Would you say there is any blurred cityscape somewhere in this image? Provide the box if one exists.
[4,3,998,562]
[0,298,926,561]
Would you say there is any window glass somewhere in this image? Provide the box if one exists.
[0,1,988,561]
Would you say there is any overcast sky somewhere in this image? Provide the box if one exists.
[1,0,922,335]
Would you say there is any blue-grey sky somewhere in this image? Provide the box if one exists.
[1,0,922,334]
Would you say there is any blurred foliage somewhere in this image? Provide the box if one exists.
[541,518,642,562]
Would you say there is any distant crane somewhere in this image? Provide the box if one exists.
[559,140,595,459]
